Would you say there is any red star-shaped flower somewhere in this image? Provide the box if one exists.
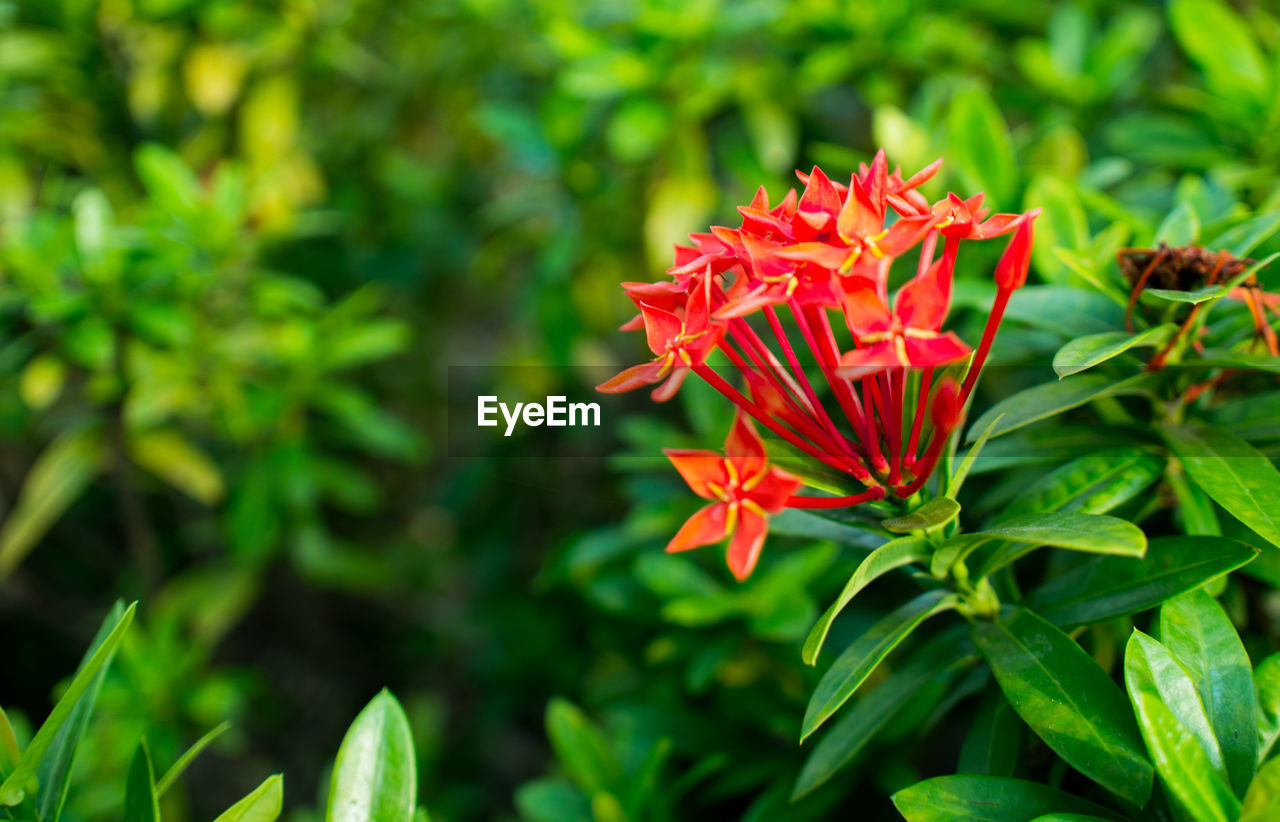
[663,413,804,580]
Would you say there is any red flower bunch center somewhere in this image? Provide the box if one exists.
[599,149,1038,579]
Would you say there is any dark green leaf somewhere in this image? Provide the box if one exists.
[802,536,931,665]
[545,698,618,793]
[892,775,1121,822]
[997,448,1164,521]
[1026,536,1258,628]
[974,607,1153,805]
[969,373,1159,442]
[768,508,886,549]
[801,590,957,740]
[123,739,160,822]
[1052,326,1176,377]
[1163,423,1280,549]
[1160,590,1257,794]
[883,498,960,534]
[794,629,974,798]
[957,692,1023,777]
[1256,652,1280,762]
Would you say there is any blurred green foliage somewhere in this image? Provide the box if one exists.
[2,0,1280,820]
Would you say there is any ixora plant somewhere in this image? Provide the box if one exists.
[597,149,1280,819]
[0,603,429,822]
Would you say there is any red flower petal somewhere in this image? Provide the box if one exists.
[667,503,730,554]
[835,339,898,378]
[903,332,971,368]
[639,304,683,355]
[651,366,690,402]
[724,412,767,470]
[663,449,728,499]
[726,508,769,580]
[597,361,666,393]
[841,277,893,337]
[746,467,805,513]
[894,254,954,332]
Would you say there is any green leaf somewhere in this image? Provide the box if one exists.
[1143,285,1226,305]
[1163,423,1280,549]
[968,373,1159,442]
[932,512,1146,579]
[1256,652,1280,762]
[545,698,618,793]
[974,607,1153,805]
[1160,590,1257,795]
[1212,212,1280,258]
[801,590,957,740]
[327,690,417,822]
[892,775,1121,822]
[134,142,201,213]
[1155,201,1201,247]
[1129,687,1239,821]
[767,509,886,549]
[1052,326,1176,377]
[514,779,591,822]
[997,448,1164,521]
[882,498,960,534]
[1241,756,1280,822]
[123,739,160,822]
[957,692,1023,777]
[949,414,1003,497]
[1169,0,1272,108]
[793,629,974,799]
[1024,175,1089,284]
[1125,631,1226,778]
[0,428,105,576]
[156,720,231,797]
[1026,536,1258,628]
[802,536,931,665]
[129,429,225,506]
[215,774,283,822]
[36,601,126,822]
[0,602,135,806]
[948,88,1016,207]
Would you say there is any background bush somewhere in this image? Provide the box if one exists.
[2,0,1280,820]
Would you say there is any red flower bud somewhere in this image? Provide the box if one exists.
[930,378,962,434]
[994,211,1038,292]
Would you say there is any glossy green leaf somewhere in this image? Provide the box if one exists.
[1129,687,1239,821]
[157,720,232,797]
[1142,285,1225,304]
[957,691,1022,777]
[1163,423,1280,549]
[545,698,618,793]
[892,775,1121,822]
[1241,756,1280,822]
[968,373,1158,442]
[123,739,160,822]
[794,629,974,798]
[802,536,931,665]
[882,498,960,534]
[801,590,957,740]
[1125,631,1225,775]
[0,428,105,576]
[1052,326,1176,378]
[949,414,1003,497]
[1026,536,1258,628]
[767,509,885,549]
[1160,590,1257,794]
[0,602,135,806]
[1213,213,1280,258]
[1256,652,1280,762]
[36,601,126,822]
[1170,0,1272,108]
[997,448,1164,521]
[1024,175,1088,284]
[974,607,1153,805]
[327,690,416,822]
[215,774,283,822]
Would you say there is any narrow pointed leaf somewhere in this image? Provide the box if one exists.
[949,413,1003,497]
[957,692,1023,777]
[1129,689,1239,821]
[801,590,956,740]
[327,690,416,822]
[36,600,126,822]
[794,629,974,798]
[997,448,1163,521]
[1163,423,1280,549]
[545,698,618,793]
[882,498,960,534]
[1053,325,1176,378]
[968,373,1158,442]
[1125,631,1225,776]
[1159,590,1257,795]
[157,720,232,797]
[892,775,1122,822]
[0,601,136,806]
[123,739,160,822]
[215,774,283,822]
[802,536,931,665]
[1026,536,1258,628]
[974,607,1153,805]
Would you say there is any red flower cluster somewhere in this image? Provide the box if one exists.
[600,150,1038,579]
